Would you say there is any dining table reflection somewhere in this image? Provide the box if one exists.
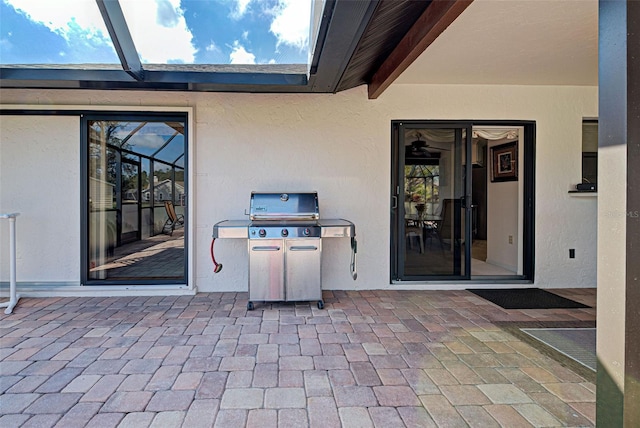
[405,212,443,251]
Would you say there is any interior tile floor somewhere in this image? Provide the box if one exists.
[0,288,596,427]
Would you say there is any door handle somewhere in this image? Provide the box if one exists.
[392,195,398,209]
[289,246,318,251]
[251,246,281,251]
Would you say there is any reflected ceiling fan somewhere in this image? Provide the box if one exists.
[406,131,450,158]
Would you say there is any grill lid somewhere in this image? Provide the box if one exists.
[249,192,319,221]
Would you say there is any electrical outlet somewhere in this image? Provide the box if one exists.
[508,235,513,244]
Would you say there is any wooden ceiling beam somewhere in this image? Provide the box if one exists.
[367,0,473,99]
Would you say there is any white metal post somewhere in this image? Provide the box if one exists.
[1,212,21,314]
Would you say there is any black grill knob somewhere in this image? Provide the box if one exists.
[281,229,289,237]
[259,229,266,237]
[303,228,311,236]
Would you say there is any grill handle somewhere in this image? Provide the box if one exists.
[251,246,281,251]
[350,237,358,280]
[289,246,318,251]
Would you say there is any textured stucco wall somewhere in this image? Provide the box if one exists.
[0,115,81,282]
[0,84,597,292]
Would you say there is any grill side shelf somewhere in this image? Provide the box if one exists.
[318,219,355,238]
[212,220,250,239]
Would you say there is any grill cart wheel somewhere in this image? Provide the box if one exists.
[247,301,254,311]
[317,300,324,309]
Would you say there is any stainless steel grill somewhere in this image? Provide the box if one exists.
[212,192,357,310]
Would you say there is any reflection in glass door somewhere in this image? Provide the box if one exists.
[120,160,140,245]
[84,115,187,284]
[392,123,472,280]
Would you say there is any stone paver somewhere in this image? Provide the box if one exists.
[368,406,405,427]
[53,402,102,428]
[457,405,500,427]
[61,374,102,393]
[264,387,306,409]
[397,406,437,427]
[183,399,219,428]
[418,394,468,427]
[339,406,374,428]
[542,382,596,402]
[213,409,247,428]
[478,383,533,404]
[278,408,308,428]
[220,388,264,409]
[149,411,185,427]
[118,412,156,428]
[0,393,40,413]
[146,390,195,411]
[101,391,153,413]
[0,290,597,427]
[484,404,535,427]
[24,392,82,414]
[333,386,378,407]
[308,396,341,428]
[440,384,491,406]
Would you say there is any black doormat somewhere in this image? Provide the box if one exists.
[467,288,590,309]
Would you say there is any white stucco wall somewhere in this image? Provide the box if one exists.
[0,115,81,283]
[486,139,520,273]
[0,83,597,293]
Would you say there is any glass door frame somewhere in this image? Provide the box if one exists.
[390,119,536,283]
[392,121,473,281]
[81,111,189,286]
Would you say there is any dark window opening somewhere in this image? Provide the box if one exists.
[582,120,598,185]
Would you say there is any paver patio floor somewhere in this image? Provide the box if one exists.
[0,289,596,427]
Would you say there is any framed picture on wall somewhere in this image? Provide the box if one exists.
[491,141,518,182]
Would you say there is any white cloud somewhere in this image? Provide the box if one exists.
[206,41,220,52]
[269,0,311,52]
[155,0,180,27]
[4,0,197,64]
[5,0,111,43]
[229,40,255,64]
[113,128,165,149]
[230,0,252,20]
[130,133,166,149]
[119,0,196,63]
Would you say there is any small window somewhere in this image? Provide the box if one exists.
[582,120,598,184]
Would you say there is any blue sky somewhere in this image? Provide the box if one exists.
[0,0,313,65]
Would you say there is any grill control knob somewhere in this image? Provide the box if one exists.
[259,229,266,237]
[281,229,289,237]
[303,228,311,236]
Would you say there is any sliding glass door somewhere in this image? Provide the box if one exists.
[391,120,535,282]
[392,122,472,280]
[83,114,187,284]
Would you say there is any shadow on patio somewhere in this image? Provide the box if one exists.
[0,289,596,427]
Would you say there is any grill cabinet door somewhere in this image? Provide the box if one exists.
[249,239,284,301]
[285,238,322,302]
